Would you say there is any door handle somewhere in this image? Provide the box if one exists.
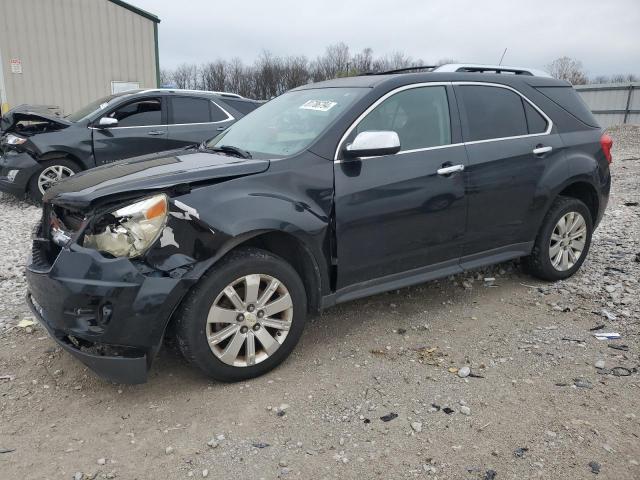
[216,126,227,131]
[437,164,465,176]
[147,130,164,136]
[532,145,552,156]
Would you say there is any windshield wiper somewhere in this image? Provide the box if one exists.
[203,144,252,159]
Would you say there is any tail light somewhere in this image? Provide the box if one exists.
[600,134,613,164]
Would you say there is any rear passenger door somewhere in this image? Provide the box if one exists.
[454,83,565,260]
[166,96,235,149]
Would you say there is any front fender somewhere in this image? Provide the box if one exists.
[143,175,331,286]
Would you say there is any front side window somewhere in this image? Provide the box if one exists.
[66,95,117,122]
[355,86,451,151]
[459,85,529,141]
[106,98,162,127]
[208,87,367,158]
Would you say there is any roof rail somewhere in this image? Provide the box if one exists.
[433,63,552,78]
[369,65,437,75]
[143,88,245,98]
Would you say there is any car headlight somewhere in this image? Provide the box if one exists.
[83,194,168,258]
[6,133,27,145]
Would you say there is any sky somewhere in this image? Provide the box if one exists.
[131,0,640,76]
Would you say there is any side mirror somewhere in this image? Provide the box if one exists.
[97,117,118,128]
[345,131,401,158]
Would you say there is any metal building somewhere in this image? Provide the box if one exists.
[0,0,160,115]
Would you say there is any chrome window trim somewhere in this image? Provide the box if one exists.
[333,81,553,163]
[334,82,451,162]
[89,99,234,130]
[454,81,553,143]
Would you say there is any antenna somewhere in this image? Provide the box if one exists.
[498,48,508,66]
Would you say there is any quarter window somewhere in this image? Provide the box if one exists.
[106,98,161,127]
[355,86,451,151]
[459,85,529,141]
[523,101,548,134]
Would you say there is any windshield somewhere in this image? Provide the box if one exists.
[206,87,367,158]
[66,95,118,122]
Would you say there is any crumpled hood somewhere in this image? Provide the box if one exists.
[0,104,71,133]
[44,149,270,209]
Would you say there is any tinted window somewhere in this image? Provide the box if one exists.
[222,98,260,115]
[536,86,599,127]
[459,85,528,141]
[172,97,211,124]
[210,102,229,122]
[356,86,451,151]
[107,99,161,127]
[523,101,548,134]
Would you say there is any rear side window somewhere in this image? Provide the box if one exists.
[536,86,599,128]
[356,86,451,151]
[107,98,161,127]
[171,97,211,124]
[458,85,528,141]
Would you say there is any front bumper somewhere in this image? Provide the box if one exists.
[0,150,40,196]
[25,237,192,384]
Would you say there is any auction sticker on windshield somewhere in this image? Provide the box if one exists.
[300,100,337,112]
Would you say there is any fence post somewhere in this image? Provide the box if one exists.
[623,84,633,125]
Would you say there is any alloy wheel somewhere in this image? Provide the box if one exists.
[549,211,587,271]
[207,274,294,367]
[37,165,75,194]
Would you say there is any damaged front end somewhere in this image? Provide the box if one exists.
[0,106,72,195]
[25,193,221,384]
[0,105,70,140]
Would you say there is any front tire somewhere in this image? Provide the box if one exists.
[28,158,79,203]
[523,196,593,281]
[175,248,307,382]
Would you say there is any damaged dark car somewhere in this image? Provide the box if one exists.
[26,70,611,384]
[0,89,261,201]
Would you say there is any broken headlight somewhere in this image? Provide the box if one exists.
[6,133,27,145]
[83,194,168,258]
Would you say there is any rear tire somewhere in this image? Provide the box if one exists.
[175,247,307,382]
[28,158,79,203]
[522,196,593,281]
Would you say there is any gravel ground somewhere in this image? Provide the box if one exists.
[0,126,638,480]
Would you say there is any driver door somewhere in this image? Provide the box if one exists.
[92,97,170,165]
[334,84,468,289]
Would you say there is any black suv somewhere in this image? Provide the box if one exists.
[25,69,612,384]
[0,89,261,201]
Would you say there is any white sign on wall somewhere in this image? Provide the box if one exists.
[10,58,22,74]
[111,81,140,94]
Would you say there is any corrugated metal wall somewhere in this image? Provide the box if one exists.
[0,0,158,115]
[575,83,640,128]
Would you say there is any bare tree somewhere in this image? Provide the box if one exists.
[201,61,227,91]
[172,63,200,89]
[351,48,374,74]
[546,57,588,85]
[312,42,351,81]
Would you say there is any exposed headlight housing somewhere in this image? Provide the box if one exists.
[83,194,168,258]
[6,133,27,145]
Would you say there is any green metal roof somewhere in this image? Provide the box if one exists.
[107,0,160,23]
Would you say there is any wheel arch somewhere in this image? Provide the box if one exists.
[37,151,84,171]
[220,230,325,315]
[556,181,599,224]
